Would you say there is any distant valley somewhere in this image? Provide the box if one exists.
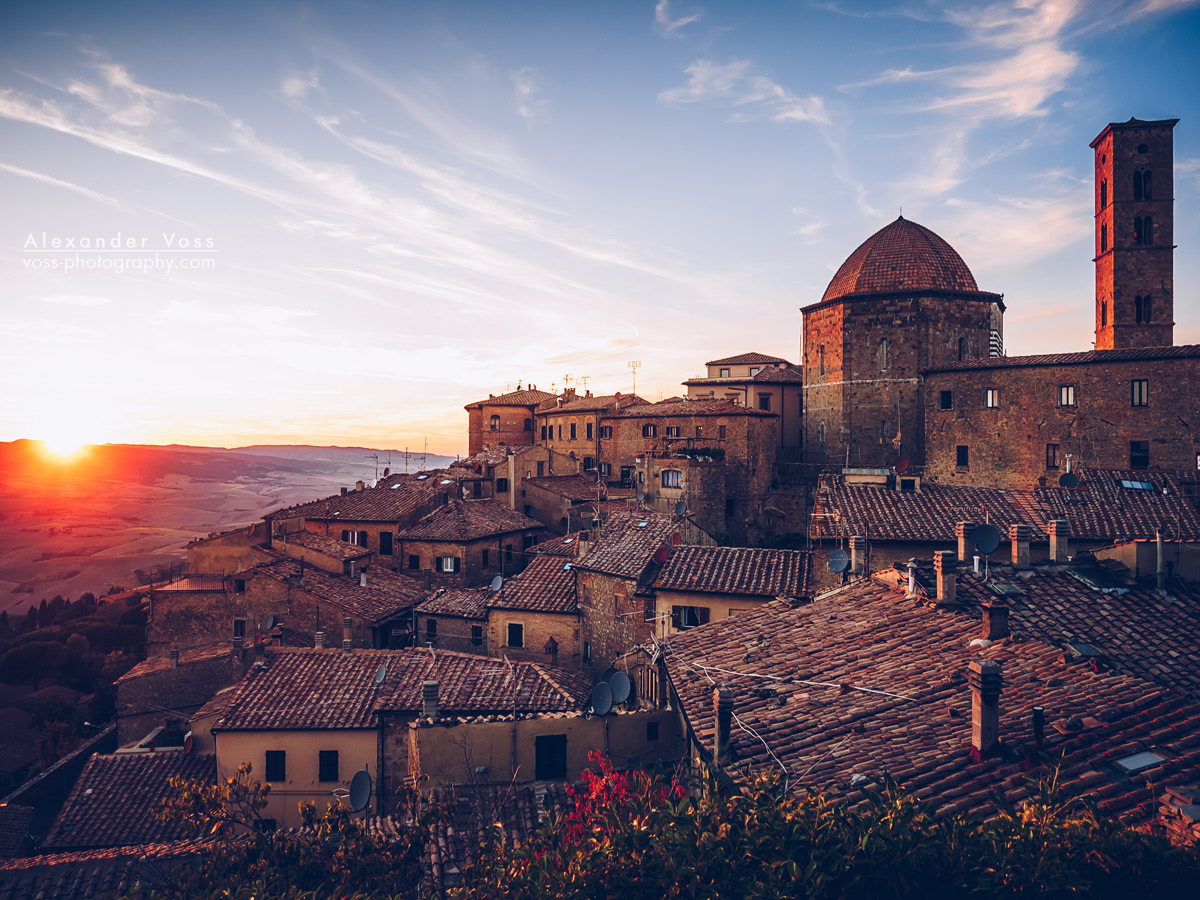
[0,441,457,611]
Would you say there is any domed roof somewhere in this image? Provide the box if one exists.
[821,216,979,302]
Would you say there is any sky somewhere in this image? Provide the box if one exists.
[2,0,1198,457]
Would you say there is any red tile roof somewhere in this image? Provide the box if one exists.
[275,471,452,523]
[523,474,606,502]
[572,509,688,580]
[0,805,32,859]
[213,648,590,731]
[43,752,215,850]
[416,588,491,619]
[819,216,985,303]
[655,546,810,598]
[526,533,584,558]
[396,499,544,543]
[116,643,237,683]
[537,394,646,414]
[664,579,1200,824]
[0,840,209,900]
[464,389,556,410]
[704,352,790,367]
[490,555,578,614]
[251,556,424,623]
[451,445,538,470]
[814,468,1200,542]
[276,530,374,561]
[610,398,774,419]
[926,343,1200,373]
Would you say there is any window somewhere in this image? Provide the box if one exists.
[586,422,593,440]
[599,425,612,439]
[507,623,524,648]
[817,345,825,376]
[425,618,437,643]
[408,555,420,570]
[984,388,1000,409]
[665,425,681,437]
[471,624,483,646]
[540,425,547,440]
[357,530,369,547]
[233,579,246,594]
[758,394,771,411]
[1134,216,1144,245]
[642,424,657,438]
[233,619,246,639]
[956,445,969,468]
[1131,379,1149,406]
[1134,169,1152,201]
[1134,171,1143,201]
[879,338,889,372]
[662,469,682,488]
[534,734,567,781]
[1046,443,1061,470]
[379,532,393,556]
[695,425,702,438]
[536,461,545,477]
[489,415,499,432]
[341,529,350,542]
[817,422,825,445]
[265,750,286,782]
[719,368,730,378]
[482,549,490,568]
[557,425,562,441]
[583,456,594,470]
[318,750,339,783]
[440,556,460,573]
[1130,440,1150,469]
[671,606,710,630]
[880,419,889,445]
[1058,384,1076,407]
[900,477,916,493]
[718,424,727,440]
[1101,301,1107,328]
[583,641,591,662]
[523,418,532,432]
[570,423,577,440]
[1100,179,1107,209]
[749,367,760,376]
[496,477,509,492]
[599,462,611,476]
[1135,295,1152,323]
[939,390,954,410]
[1144,215,1153,244]
[1101,223,1107,253]
[647,721,660,742]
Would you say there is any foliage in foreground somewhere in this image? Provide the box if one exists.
[130,754,1200,900]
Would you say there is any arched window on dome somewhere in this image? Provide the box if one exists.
[878,338,889,372]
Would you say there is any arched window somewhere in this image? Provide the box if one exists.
[1101,301,1107,328]
[880,419,888,445]
[817,345,825,377]
[878,338,889,372]
[1135,296,1143,323]
[1144,215,1153,244]
[1143,170,1152,200]
[1100,180,1107,209]
[489,414,500,432]
[1134,217,1143,244]
[817,422,825,445]
[1133,171,1143,201]
[1144,295,1152,322]
[1101,224,1107,253]
[957,337,966,362]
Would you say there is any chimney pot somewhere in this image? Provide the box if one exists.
[422,680,439,718]
[968,659,1002,757]
[713,686,733,765]
[956,522,977,563]
[169,649,180,669]
[1009,524,1032,568]
[1157,529,1167,589]
[934,551,956,604]
[1032,705,1045,748]
[905,559,918,597]
[1048,520,1070,563]
[342,617,353,649]
[849,536,866,575]
[360,571,368,587]
[231,638,244,658]
[314,631,326,649]
[342,639,352,655]
[982,599,1010,641]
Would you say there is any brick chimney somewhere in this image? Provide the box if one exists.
[360,571,368,587]
[342,616,353,655]
[968,659,1002,758]
[934,551,956,605]
[422,680,439,718]
[231,638,244,659]
[1009,524,1031,568]
[713,686,733,765]
[982,599,1009,640]
[1048,519,1070,563]
[956,522,977,563]
[314,631,326,649]
[169,649,180,669]
[850,535,866,575]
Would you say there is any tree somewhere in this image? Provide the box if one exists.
[0,641,69,686]
[37,598,50,628]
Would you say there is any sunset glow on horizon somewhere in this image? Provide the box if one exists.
[3,1,1199,457]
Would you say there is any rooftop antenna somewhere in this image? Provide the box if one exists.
[580,375,590,392]
[563,373,573,389]
[628,361,641,396]
[365,452,379,481]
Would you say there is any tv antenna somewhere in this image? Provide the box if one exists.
[365,453,379,481]
[628,361,641,395]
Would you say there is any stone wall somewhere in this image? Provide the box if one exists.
[486,608,581,669]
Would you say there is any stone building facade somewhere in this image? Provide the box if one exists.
[683,352,805,458]
[465,387,554,455]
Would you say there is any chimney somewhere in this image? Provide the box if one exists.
[360,571,368,588]
[544,636,559,667]
[341,486,348,496]
[1032,705,1045,748]
[314,631,326,649]
[422,680,439,718]
[342,616,353,654]
[956,522,977,563]
[349,560,358,579]
[254,642,266,667]
[905,559,918,597]
[982,599,1010,641]
[170,648,180,669]
[968,659,1002,758]
[355,480,365,492]
[713,686,733,765]
[1009,524,1031,568]
[1157,529,1167,589]
[934,551,956,605]
[849,535,866,575]
[423,569,433,592]
[1048,519,1070,563]
[231,638,244,659]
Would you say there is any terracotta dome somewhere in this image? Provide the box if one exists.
[821,216,979,302]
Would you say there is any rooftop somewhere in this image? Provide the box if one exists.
[537,393,646,414]
[116,643,237,684]
[212,647,591,731]
[274,471,454,524]
[522,474,606,502]
[704,352,790,367]
[655,546,810,599]
[396,499,544,543]
[926,343,1200,374]
[573,509,693,580]
[274,530,374,561]
[489,555,578,614]
[610,398,774,419]
[250,555,425,623]
[415,588,491,619]
[0,840,208,900]
[465,388,556,410]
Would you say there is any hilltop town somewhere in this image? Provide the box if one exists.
[2,116,1199,893]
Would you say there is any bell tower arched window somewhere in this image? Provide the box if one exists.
[817,345,825,377]
[1144,295,1152,322]
[878,338,888,372]
[1101,302,1107,328]
[1100,224,1107,253]
[1133,171,1143,201]
[1135,296,1144,323]
[1143,169,1152,200]
[1100,179,1107,209]
[1134,217,1144,245]
[1144,215,1153,244]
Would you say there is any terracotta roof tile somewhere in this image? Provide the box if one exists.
[0,840,209,900]
[43,752,215,850]
[464,389,556,410]
[275,530,374,561]
[522,475,606,502]
[655,546,810,598]
[704,352,791,367]
[213,648,590,731]
[927,343,1200,373]
[251,556,424,623]
[0,806,32,859]
[396,499,543,543]
[275,471,454,524]
[610,398,773,419]
[489,555,578,614]
[537,394,647,414]
[573,510,687,579]
[116,643,238,684]
[416,588,491,619]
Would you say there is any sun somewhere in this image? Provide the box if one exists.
[38,432,89,460]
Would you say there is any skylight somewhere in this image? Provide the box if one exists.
[636,521,649,528]
[1114,750,1165,773]
[1120,479,1154,491]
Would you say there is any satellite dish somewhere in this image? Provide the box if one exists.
[894,456,911,475]
[636,490,646,503]
[383,467,389,477]
[265,616,277,631]
[670,532,682,547]
[601,667,618,683]
[973,523,1002,555]
[527,506,537,517]
[1059,472,1079,488]
[182,732,193,755]
[653,547,669,565]
[828,549,850,573]
[490,575,504,592]
[375,663,387,685]
[674,500,686,516]
[609,671,631,704]
[349,769,372,812]
[590,682,613,716]
[614,391,622,399]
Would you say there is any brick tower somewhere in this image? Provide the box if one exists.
[1091,117,1178,349]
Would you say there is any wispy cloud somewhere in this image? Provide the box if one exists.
[38,294,113,306]
[510,67,548,122]
[654,0,704,37]
[659,59,829,125]
[0,161,120,206]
